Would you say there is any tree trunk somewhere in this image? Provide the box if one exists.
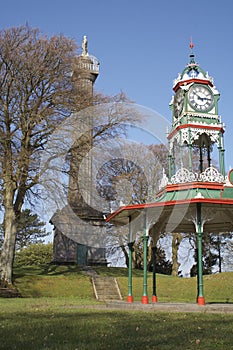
[0,170,18,286]
[118,236,129,267]
[171,232,182,276]
[0,206,17,285]
[132,249,136,269]
[147,240,152,270]
[121,243,129,267]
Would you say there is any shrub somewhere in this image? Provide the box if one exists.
[14,243,53,266]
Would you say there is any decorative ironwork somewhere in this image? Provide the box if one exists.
[171,168,198,184]
[199,167,224,183]
[191,128,220,146]
[169,127,221,150]
[167,166,225,186]
[181,129,190,144]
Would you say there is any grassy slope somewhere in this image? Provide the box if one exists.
[12,265,233,303]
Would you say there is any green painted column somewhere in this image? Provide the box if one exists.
[219,132,225,177]
[152,246,158,303]
[142,211,149,304]
[179,129,183,168]
[199,147,203,173]
[196,203,205,305]
[127,216,133,303]
[221,148,225,177]
[127,242,134,303]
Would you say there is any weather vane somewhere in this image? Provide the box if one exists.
[190,36,194,50]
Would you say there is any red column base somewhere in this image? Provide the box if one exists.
[197,296,205,305]
[141,295,149,304]
[127,295,134,303]
[152,295,158,303]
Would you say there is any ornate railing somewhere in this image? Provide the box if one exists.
[159,166,225,189]
[199,167,224,183]
[171,168,198,184]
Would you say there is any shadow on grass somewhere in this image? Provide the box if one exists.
[13,264,83,279]
[1,309,233,350]
[207,301,233,304]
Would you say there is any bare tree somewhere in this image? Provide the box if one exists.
[0,26,144,285]
[0,25,79,285]
[99,142,168,268]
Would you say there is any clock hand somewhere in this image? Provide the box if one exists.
[197,96,212,102]
[193,91,203,100]
[193,92,211,102]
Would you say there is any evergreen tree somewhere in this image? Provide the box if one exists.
[0,209,50,251]
[132,237,172,274]
[190,233,219,276]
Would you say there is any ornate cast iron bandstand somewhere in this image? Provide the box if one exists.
[106,45,233,305]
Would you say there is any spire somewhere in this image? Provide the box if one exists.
[189,37,195,64]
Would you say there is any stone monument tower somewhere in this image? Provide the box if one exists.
[52,36,107,266]
[68,35,99,209]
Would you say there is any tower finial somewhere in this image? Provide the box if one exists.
[189,36,195,64]
[190,36,194,50]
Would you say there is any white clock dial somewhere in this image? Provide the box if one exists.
[188,84,214,112]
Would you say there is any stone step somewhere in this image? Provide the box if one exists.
[92,277,123,301]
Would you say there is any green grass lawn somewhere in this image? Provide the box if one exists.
[0,265,232,349]
[0,298,233,349]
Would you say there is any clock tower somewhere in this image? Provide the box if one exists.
[168,42,225,180]
[106,42,233,305]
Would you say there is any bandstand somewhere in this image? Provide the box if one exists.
[106,45,233,305]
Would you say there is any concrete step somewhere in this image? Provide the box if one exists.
[92,277,123,301]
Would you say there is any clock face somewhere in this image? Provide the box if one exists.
[174,89,184,117]
[188,84,214,112]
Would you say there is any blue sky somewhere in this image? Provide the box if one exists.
[1,0,233,167]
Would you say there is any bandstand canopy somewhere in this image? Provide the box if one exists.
[106,176,233,236]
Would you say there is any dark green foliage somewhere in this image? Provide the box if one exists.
[153,246,172,275]
[190,232,233,276]
[132,238,172,275]
[16,209,50,249]
[14,243,53,266]
[190,234,221,276]
[0,209,50,250]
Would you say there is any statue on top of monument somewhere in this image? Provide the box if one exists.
[82,35,88,56]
